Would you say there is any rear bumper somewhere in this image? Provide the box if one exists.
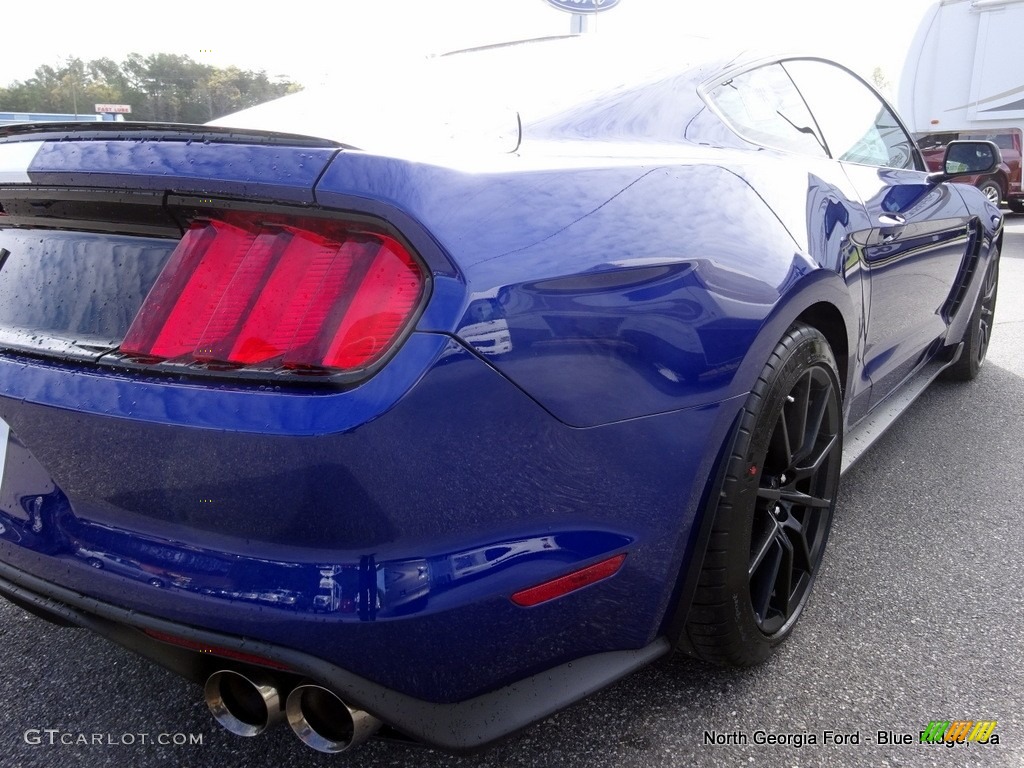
[0,336,743,706]
[0,562,670,751]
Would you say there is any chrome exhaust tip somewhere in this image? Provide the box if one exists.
[286,684,381,753]
[204,669,283,737]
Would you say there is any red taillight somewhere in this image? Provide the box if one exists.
[121,214,425,375]
[510,554,627,607]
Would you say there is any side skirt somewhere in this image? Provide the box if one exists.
[841,343,963,475]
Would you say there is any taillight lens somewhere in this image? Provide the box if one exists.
[121,214,425,376]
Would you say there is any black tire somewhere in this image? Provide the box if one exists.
[682,323,843,666]
[978,180,1002,207]
[1008,199,1024,214]
[943,250,999,381]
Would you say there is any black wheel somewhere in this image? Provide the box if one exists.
[682,323,843,666]
[943,250,999,381]
[978,180,1002,207]
[1008,199,1024,214]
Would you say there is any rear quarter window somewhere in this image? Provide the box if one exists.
[708,64,827,158]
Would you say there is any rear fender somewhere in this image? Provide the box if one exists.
[730,269,857,419]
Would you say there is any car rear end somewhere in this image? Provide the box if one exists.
[0,122,709,751]
[0,122,431,747]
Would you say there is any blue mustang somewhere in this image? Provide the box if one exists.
[0,37,1002,753]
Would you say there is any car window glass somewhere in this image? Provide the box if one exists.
[974,133,1013,150]
[709,64,827,158]
[916,132,958,151]
[783,59,918,170]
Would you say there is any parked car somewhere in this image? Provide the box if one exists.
[0,37,1003,754]
[916,129,1023,209]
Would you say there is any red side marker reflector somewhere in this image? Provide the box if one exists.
[510,553,627,607]
[142,628,292,671]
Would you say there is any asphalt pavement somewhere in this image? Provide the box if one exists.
[1,216,1023,768]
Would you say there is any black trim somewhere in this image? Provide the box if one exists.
[0,121,349,149]
[840,347,960,475]
[0,561,670,752]
[663,411,741,652]
[942,217,984,321]
[0,188,179,238]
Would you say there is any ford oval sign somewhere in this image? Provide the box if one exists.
[546,0,620,13]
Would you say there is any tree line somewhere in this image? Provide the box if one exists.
[0,54,302,123]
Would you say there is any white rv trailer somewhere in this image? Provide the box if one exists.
[899,0,1024,210]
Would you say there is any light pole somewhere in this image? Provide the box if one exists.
[570,14,593,33]
[543,1,621,34]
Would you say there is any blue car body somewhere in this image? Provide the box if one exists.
[0,39,1002,751]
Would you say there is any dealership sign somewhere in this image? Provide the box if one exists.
[95,104,132,114]
[546,0,620,13]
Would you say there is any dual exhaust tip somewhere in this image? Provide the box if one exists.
[286,684,383,754]
[204,670,381,752]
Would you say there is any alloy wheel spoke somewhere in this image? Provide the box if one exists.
[768,409,794,469]
[756,487,830,509]
[782,515,813,573]
[785,373,811,463]
[773,531,794,619]
[785,489,831,509]
[794,380,830,464]
[793,433,839,480]
[752,546,783,620]
[985,266,998,300]
[748,521,779,578]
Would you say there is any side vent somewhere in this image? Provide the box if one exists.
[941,218,983,320]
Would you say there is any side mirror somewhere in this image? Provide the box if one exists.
[927,140,1000,183]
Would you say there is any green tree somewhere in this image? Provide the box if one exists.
[871,67,891,96]
[0,54,301,122]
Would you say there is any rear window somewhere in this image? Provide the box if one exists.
[212,34,718,152]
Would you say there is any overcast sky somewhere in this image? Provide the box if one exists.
[3,0,937,96]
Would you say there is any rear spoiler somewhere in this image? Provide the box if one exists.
[0,121,349,149]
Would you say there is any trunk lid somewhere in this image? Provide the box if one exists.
[0,122,341,203]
